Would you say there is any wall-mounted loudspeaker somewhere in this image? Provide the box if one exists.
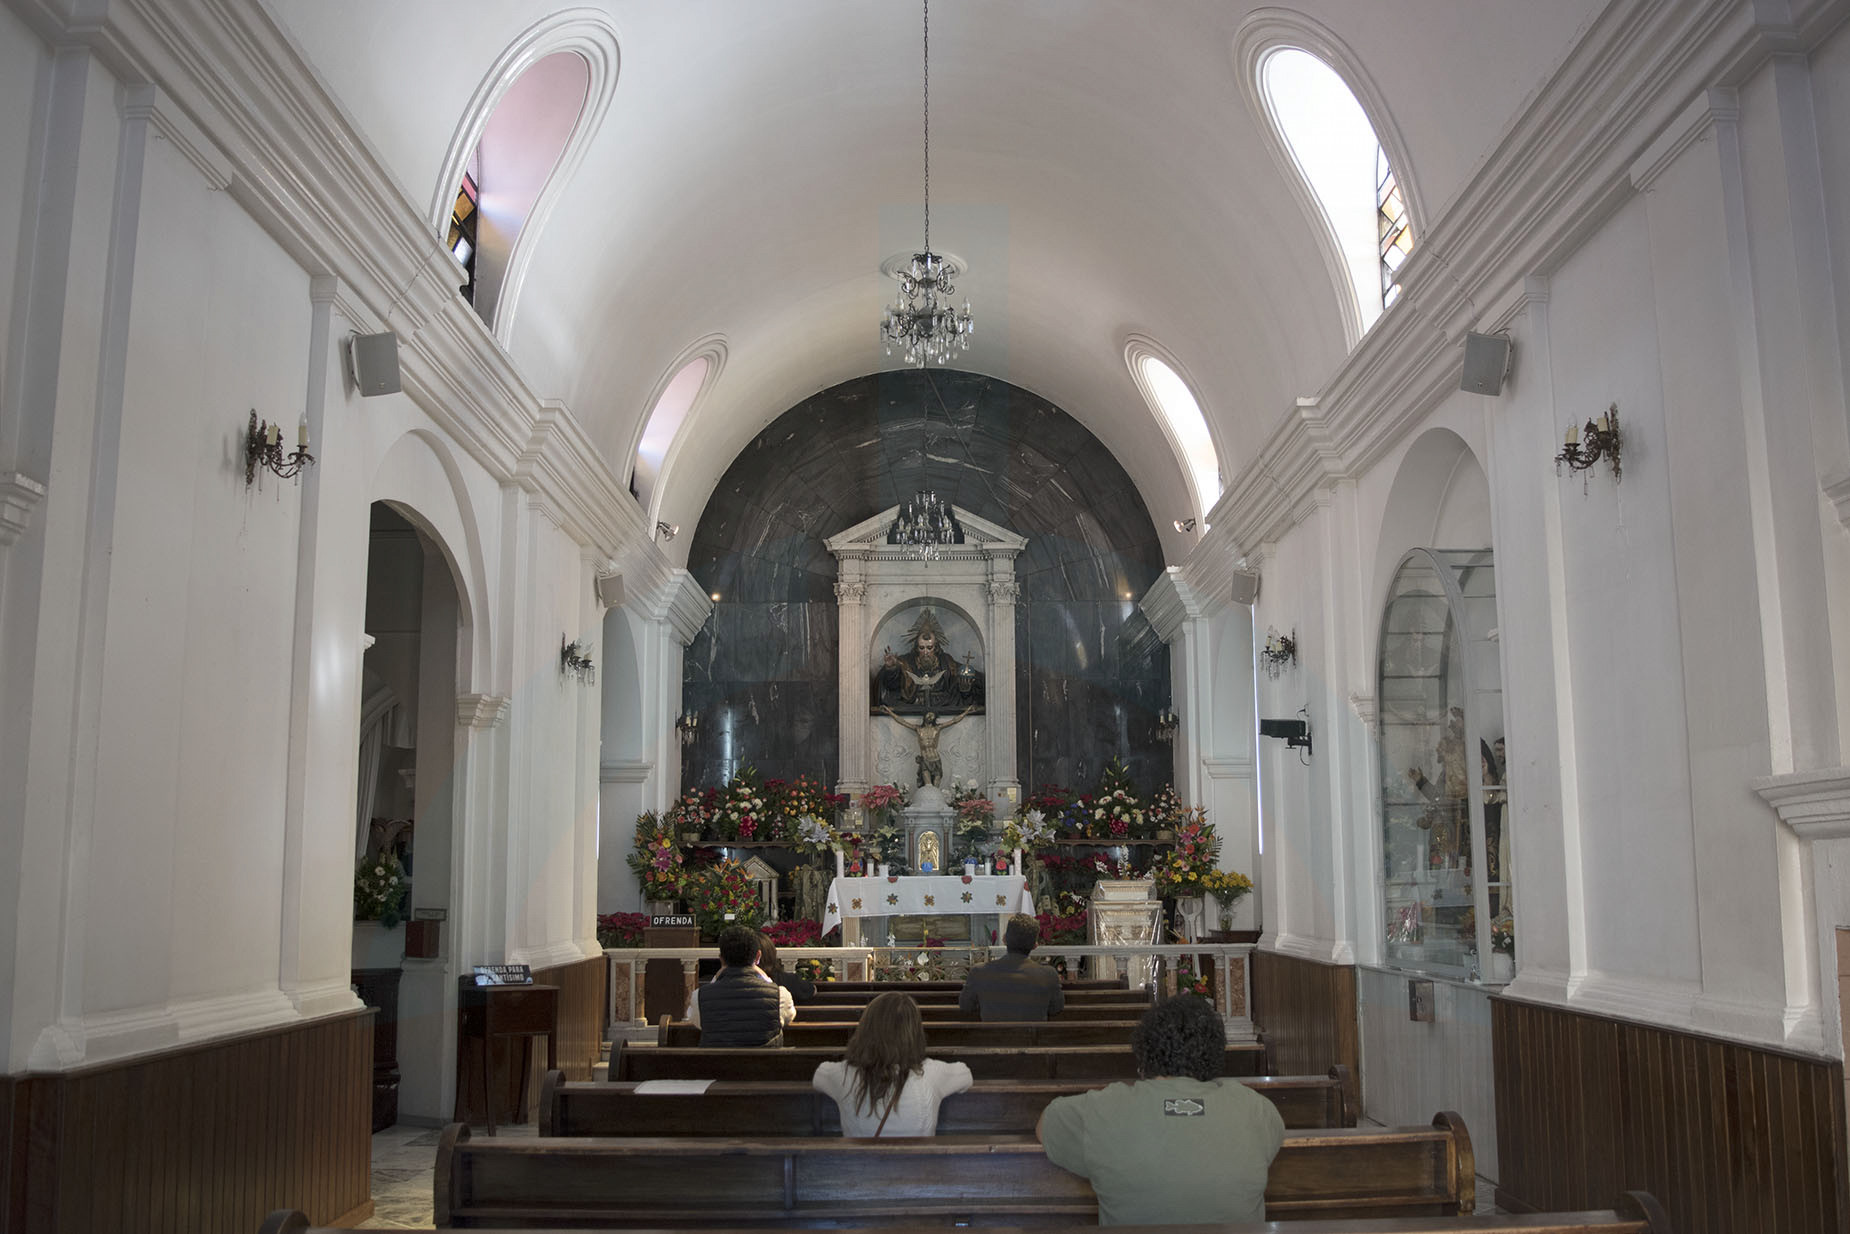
[1230,569,1261,606]
[348,332,402,397]
[1459,332,1513,396]
[595,573,625,608]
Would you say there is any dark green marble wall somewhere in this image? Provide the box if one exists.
[681,369,1169,796]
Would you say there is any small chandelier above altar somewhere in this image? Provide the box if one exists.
[878,0,973,368]
[887,490,963,560]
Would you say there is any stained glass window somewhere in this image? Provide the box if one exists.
[1377,148,1411,309]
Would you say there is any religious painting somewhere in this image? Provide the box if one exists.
[870,604,986,715]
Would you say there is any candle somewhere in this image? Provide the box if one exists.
[297,420,308,448]
[1597,411,1610,433]
[268,423,280,447]
[1565,423,1578,446]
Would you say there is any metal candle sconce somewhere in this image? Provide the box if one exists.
[560,636,596,685]
[245,410,315,485]
[1556,403,1622,487]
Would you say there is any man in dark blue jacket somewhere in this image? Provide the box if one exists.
[959,914,1064,1021]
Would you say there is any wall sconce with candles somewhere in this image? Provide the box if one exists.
[1261,627,1298,679]
[560,636,596,685]
[675,711,700,746]
[1155,705,1179,744]
[244,410,315,485]
[1556,403,1622,488]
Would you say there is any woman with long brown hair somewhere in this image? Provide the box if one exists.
[811,991,972,1136]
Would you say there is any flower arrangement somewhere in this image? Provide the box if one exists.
[1146,784,1187,836]
[595,911,649,948]
[1087,852,1143,882]
[1089,757,1145,839]
[950,787,995,860]
[716,767,770,841]
[681,859,766,938]
[1490,917,1514,955]
[793,814,836,857]
[1002,808,1056,853]
[354,851,409,926]
[626,811,686,902]
[860,783,905,819]
[781,774,838,833]
[1036,894,1090,944]
[763,917,822,948]
[1151,808,1227,898]
[1199,867,1253,902]
[1028,785,1086,837]
[665,790,712,842]
[1174,955,1211,998]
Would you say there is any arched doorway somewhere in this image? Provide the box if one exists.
[352,501,467,1127]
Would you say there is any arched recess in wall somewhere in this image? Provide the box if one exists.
[624,335,729,526]
[1124,336,1226,523]
[1233,9,1424,344]
[1368,427,1492,673]
[599,607,645,765]
[371,428,495,690]
[430,8,620,342]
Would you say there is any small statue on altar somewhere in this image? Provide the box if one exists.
[875,608,984,715]
[883,705,972,787]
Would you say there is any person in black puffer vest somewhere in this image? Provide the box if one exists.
[685,925,794,1047]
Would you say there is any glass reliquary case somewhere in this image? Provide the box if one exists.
[1376,549,1513,983]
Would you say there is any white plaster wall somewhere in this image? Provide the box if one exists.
[1356,967,1499,1183]
[0,4,41,392]
[1543,197,1701,993]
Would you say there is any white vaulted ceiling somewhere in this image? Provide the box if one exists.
[265,0,1602,560]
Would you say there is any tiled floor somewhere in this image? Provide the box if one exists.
[358,1122,535,1229]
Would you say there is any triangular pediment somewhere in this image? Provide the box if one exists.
[825,505,1027,557]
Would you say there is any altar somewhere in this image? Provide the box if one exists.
[823,874,1035,944]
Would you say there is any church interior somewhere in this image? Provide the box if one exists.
[3,0,1850,1231]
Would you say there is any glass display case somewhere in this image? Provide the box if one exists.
[1376,549,1512,982]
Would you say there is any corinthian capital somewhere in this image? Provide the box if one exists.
[834,581,867,603]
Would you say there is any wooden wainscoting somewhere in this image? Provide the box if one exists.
[1251,948,1360,1084]
[0,1007,372,1234]
[535,954,607,1081]
[1492,996,1849,1234]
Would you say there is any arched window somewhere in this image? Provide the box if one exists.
[1125,338,1222,522]
[628,337,728,518]
[431,12,619,341]
[1235,15,1421,342]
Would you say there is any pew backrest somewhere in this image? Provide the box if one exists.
[659,1019,1145,1048]
[430,1113,1480,1227]
[544,1067,1353,1135]
[610,1040,1264,1083]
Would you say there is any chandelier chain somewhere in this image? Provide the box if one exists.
[922,0,929,254]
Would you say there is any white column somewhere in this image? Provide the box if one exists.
[984,570,1020,812]
[835,566,870,797]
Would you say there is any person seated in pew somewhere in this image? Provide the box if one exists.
[756,933,817,1005]
[1037,995,1284,1226]
[811,991,973,1135]
[684,925,796,1046]
[958,914,1064,1021]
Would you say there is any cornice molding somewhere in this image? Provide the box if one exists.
[456,693,510,730]
[600,759,654,785]
[643,568,713,647]
[1754,766,1850,841]
[1137,569,1197,643]
[1209,0,1806,558]
[0,471,48,547]
[6,0,652,569]
[1823,470,1850,533]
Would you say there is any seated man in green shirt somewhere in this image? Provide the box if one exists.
[1037,995,1285,1225]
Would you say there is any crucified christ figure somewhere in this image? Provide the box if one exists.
[882,705,973,788]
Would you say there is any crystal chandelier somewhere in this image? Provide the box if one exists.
[880,0,973,368]
[887,490,962,561]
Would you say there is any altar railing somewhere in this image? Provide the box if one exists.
[604,942,1255,1042]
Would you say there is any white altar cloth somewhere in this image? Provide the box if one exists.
[823,875,1034,937]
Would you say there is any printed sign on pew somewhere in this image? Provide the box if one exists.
[471,964,533,986]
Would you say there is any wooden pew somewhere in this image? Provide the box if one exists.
[819,979,1128,992]
[795,1002,1141,1022]
[790,987,1148,1008]
[610,1040,1265,1083]
[542,1067,1355,1134]
[659,1019,1145,1048]
[423,1116,1481,1226]
[263,1193,1676,1232]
